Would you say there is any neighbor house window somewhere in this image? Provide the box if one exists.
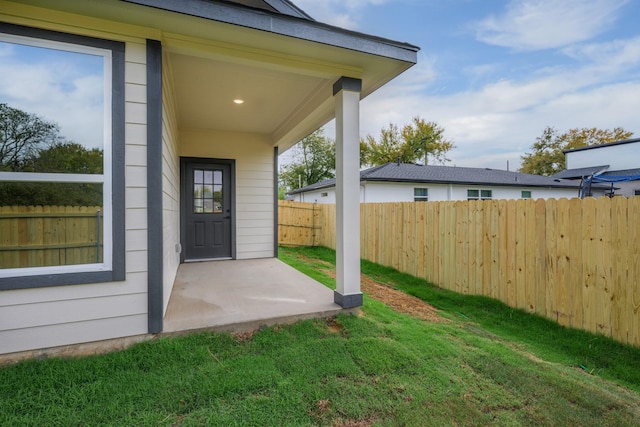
[521,190,532,199]
[414,188,429,201]
[0,24,124,289]
[634,189,640,196]
[321,192,328,197]
[467,189,492,200]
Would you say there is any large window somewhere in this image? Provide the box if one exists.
[0,24,124,289]
[467,189,492,200]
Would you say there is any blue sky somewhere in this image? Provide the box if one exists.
[0,39,104,150]
[295,0,640,170]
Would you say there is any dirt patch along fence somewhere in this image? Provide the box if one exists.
[278,198,640,347]
[0,205,103,269]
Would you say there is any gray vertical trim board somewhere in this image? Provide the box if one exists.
[146,39,163,334]
[273,146,279,257]
[333,77,362,95]
[111,36,126,282]
[0,23,125,290]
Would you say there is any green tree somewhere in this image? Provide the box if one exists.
[520,126,634,176]
[361,116,454,167]
[0,104,105,206]
[22,141,103,174]
[0,103,60,171]
[280,129,335,191]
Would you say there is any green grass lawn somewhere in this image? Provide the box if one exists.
[1,246,639,426]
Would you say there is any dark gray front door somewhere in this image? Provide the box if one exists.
[183,160,232,260]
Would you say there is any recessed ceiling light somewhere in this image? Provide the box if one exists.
[233,99,244,104]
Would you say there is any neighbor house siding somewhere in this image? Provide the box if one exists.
[161,52,181,314]
[296,182,585,204]
[0,6,156,354]
[566,142,640,170]
[181,129,275,259]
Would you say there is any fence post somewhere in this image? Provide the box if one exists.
[95,209,102,263]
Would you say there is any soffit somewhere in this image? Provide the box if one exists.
[170,53,330,135]
[6,0,417,150]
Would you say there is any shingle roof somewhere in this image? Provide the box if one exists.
[288,162,586,194]
[599,168,640,178]
[551,165,609,179]
[223,0,314,20]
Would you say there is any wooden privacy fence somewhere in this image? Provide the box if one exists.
[278,201,322,246]
[278,198,640,347]
[0,206,103,269]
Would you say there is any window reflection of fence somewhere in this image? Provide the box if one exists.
[0,206,103,269]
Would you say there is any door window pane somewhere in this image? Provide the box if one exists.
[193,168,223,213]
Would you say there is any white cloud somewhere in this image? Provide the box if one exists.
[563,35,640,68]
[474,0,629,51]
[357,33,640,169]
[0,49,104,149]
[294,0,391,30]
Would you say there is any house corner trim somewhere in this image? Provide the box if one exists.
[147,38,164,334]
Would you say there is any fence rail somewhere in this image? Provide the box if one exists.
[0,205,103,269]
[278,198,640,347]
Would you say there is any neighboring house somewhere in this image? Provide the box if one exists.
[552,138,640,197]
[0,0,418,355]
[288,162,604,203]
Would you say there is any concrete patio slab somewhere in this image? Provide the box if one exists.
[163,258,351,334]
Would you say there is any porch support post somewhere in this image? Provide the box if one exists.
[333,77,363,308]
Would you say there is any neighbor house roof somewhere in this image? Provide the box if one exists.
[599,168,640,177]
[289,162,587,194]
[551,165,609,180]
[562,137,640,154]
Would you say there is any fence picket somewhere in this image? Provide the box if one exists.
[276,199,638,346]
[0,205,102,269]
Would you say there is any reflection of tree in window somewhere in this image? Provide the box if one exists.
[0,104,103,206]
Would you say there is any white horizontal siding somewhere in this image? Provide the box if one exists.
[567,141,640,170]
[0,293,147,331]
[299,181,586,203]
[0,315,148,355]
[126,207,147,230]
[0,272,148,306]
[125,123,146,145]
[161,52,182,315]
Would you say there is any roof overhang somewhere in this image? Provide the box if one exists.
[8,0,418,152]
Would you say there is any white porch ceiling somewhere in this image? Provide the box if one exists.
[169,53,329,137]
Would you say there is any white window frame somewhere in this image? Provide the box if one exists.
[0,32,114,279]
